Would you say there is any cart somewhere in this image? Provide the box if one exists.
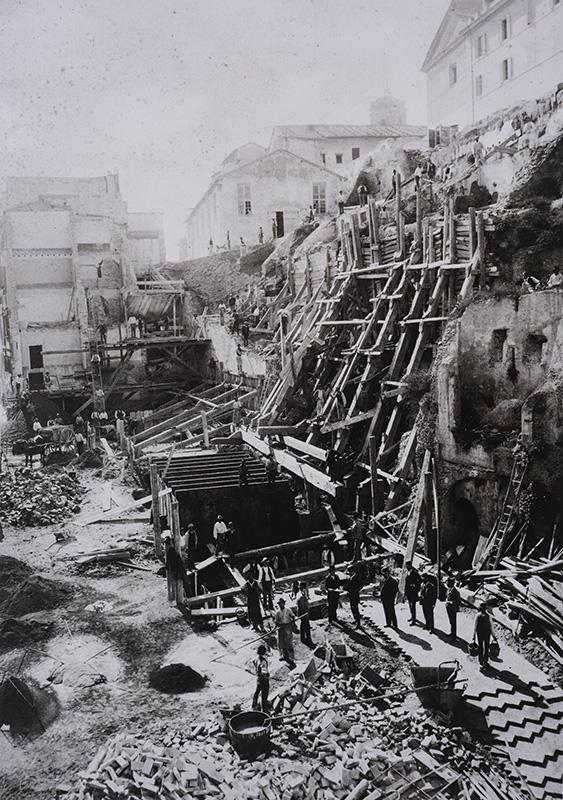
[410,660,466,711]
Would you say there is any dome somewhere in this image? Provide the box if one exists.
[370,95,407,126]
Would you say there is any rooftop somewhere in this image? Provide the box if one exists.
[271,124,427,140]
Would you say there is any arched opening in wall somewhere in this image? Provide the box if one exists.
[522,333,547,365]
[449,497,480,569]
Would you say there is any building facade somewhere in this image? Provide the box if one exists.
[0,174,144,404]
[185,148,346,258]
[186,99,426,258]
[423,0,563,128]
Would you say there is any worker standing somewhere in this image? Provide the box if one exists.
[473,603,498,670]
[358,183,368,207]
[380,569,399,630]
[266,454,278,485]
[324,565,341,625]
[347,565,363,627]
[420,572,438,633]
[252,644,270,711]
[445,576,461,640]
[239,458,249,488]
[405,561,421,624]
[185,523,198,570]
[259,557,275,610]
[321,543,335,569]
[296,581,314,647]
[245,575,264,632]
[274,598,297,669]
[213,515,227,555]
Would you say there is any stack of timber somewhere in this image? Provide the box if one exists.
[468,555,563,665]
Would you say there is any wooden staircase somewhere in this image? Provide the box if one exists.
[152,450,270,493]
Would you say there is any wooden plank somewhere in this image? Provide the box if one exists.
[78,488,172,526]
[240,428,339,496]
[321,407,378,434]
[102,483,113,512]
[284,435,327,462]
[399,450,431,595]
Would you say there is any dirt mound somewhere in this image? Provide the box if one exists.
[0,556,33,605]
[162,245,269,306]
[0,615,54,651]
[148,663,207,694]
[1,575,73,617]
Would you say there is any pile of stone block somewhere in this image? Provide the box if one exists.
[63,659,521,800]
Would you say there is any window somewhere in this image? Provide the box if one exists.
[351,147,360,160]
[335,153,343,164]
[312,182,326,214]
[449,62,457,86]
[502,57,512,81]
[501,17,510,40]
[476,33,488,58]
[476,75,483,97]
[237,183,251,215]
[320,153,326,164]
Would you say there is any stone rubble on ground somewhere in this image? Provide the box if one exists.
[0,466,84,526]
[63,659,524,800]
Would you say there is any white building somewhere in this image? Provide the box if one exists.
[423,0,563,128]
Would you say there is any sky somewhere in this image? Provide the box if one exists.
[0,0,448,258]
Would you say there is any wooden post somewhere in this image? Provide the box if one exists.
[369,435,379,516]
[424,464,434,558]
[415,184,423,251]
[398,213,406,260]
[442,202,448,261]
[171,496,184,604]
[449,199,456,263]
[395,173,402,233]
[477,211,486,288]
[279,312,287,370]
[201,411,209,448]
[468,206,476,256]
[150,463,162,558]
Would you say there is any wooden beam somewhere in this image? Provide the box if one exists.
[399,449,431,595]
[284,435,327,462]
[240,428,339,496]
[321,407,378,434]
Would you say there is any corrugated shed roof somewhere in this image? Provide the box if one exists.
[127,293,175,320]
[272,124,427,140]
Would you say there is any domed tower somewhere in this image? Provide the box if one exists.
[370,95,407,126]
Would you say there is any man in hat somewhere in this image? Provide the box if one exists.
[245,574,263,632]
[183,523,198,570]
[473,603,498,670]
[274,598,297,669]
[380,569,399,630]
[252,644,270,710]
[420,572,438,633]
[445,576,461,640]
[296,581,314,647]
[347,565,363,627]
[258,558,275,610]
[405,561,421,624]
[324,565,341,625]
[213,515,227,555]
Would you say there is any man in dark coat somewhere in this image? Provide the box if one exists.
[347,566,363,626]
[380,570,399,630]
[324,565,341,624]
[245,575,263,632]
[420,573,438,633]
[405,561,421,624]
[445,576,461,640]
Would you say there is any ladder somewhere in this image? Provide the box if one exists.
[480,452,529,569]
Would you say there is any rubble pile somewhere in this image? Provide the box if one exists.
[0,615,55,652]
[148,664,207,694]
[65,667,522,800]
[0,466,85,526]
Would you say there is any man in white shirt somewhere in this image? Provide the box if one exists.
[547,266,563,289]
[213,515,227,554]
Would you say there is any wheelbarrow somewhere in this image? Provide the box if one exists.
[410,660,466,711]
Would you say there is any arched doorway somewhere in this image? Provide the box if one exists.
[448,495,481,569]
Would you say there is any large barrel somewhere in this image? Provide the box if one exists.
[228,711,271,759]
